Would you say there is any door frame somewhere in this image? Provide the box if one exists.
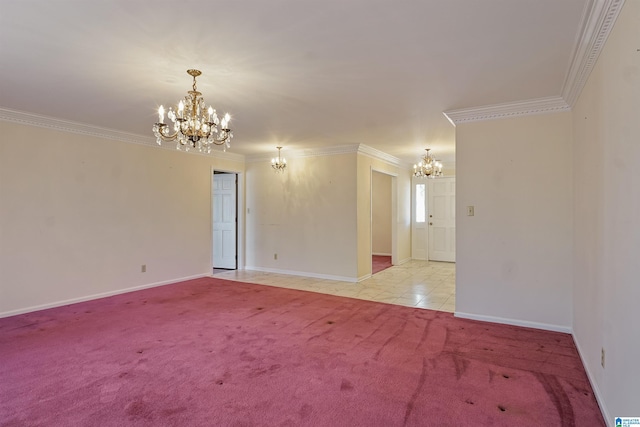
[211,168,245,271]
[370,168,398,266]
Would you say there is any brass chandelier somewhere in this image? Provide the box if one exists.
[271,146,287,172]
[153,69,233,154]
[413,148,443,178]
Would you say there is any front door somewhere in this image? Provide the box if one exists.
[428,177,455,262]
[213,173,237,269]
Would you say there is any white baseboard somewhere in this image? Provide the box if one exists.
[244,266,358,283]
[396,257,412,265]
[372,252,392,256]
[573,334,611,426]
[358,274,372,282]
[0,273,207,319]
[453,311,572,334]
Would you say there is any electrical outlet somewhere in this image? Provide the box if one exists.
[467,206,475,216]
[274,253,278,260]
[141,264,146,273]
[601,347,605,368]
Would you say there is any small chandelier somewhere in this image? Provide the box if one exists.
[153,69,233,154]
[271,146,287,172]
[413,148,443,178]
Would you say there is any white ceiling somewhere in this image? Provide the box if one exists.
[0,0,592,164]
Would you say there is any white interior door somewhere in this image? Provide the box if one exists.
[411,178,428,260]
[428,177,455,262]
[213,173,237,269]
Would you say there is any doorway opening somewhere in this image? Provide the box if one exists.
[213,171,238,271]
[371,170,397,275]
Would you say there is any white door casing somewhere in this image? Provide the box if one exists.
[428,177,455,262]
[213,173,237,269]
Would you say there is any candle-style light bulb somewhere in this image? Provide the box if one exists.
[158,106,165,123]
[208,106,213,122]
[178,101,184,118]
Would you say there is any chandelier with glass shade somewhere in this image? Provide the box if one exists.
[413,148,443,178]
[271,146,287,172]
[153,69,233,154]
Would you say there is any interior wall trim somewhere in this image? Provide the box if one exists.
[357,144,401,167]
[244,266,358,283]
[443,0,625,125]
[246,143,401,167]
[245,144,360,163]
[0,274,208,319]
[454,311,572,334]
[573,334,611,425]
[562,0,626,106]
[443,97,571,125]
[244,266,356,283]
[0,107,245,163]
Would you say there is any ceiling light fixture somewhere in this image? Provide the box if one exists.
[271,146,287,172]
[413,148,443,178]
[153,69,233,154]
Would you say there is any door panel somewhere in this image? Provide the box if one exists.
[428,178,455,262]
[213,173,237,269]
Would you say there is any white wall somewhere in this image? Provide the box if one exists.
[456,112,574,331]
[244,152,359,280]
[372,171,392,255]
[0,121,244,316]
[393,165,412,265]
[244,148,412,282]
[572,0,640,419]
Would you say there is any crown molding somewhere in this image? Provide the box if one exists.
[246,144,360,162]
[0,107,245,162]
[442,0,624,125]
[443,96,570,125]
[0,107,156,146]
[357,144,401,167]
[297,144,360,158]
[207,149,245,163]
[561,0,625,106]
[246,143,401,167]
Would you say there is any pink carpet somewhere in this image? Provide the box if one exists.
[0,278,603,426]
[372,255,392,274]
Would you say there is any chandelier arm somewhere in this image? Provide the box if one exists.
[156,131,179,142]
[153,124,179,142]
[209,131,232,145]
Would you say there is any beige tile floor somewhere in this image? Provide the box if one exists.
[212,260,456,312]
